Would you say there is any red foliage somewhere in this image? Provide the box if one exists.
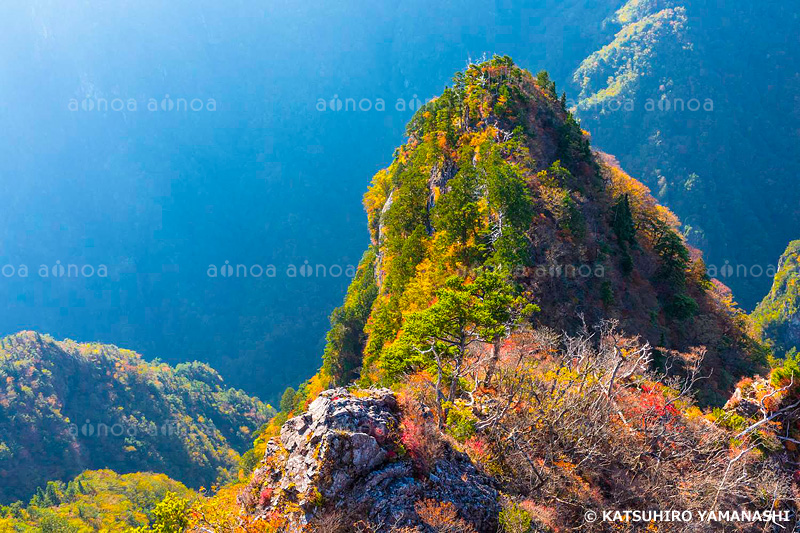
[463,436,490,463]
[259,487,274,507]
[399,397,442,476]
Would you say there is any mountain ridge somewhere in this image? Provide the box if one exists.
[0,330,274,504]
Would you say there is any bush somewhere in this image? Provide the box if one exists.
[415,500,477,533]
[498,501,533,533]
[445,402,478,442]
[666,292,698,320]
[134,491,190,533]
[400,397,444,476]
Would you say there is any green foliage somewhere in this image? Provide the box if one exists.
[0,332,274,504]
[498,500,533,533]
[39,513,80,533]
[770,348,800,387]
[559,190,585,239]
[279,387,297,413]
[363,296,403,367]
[444,402,478,442]
[322,250,379,385]
[556,113,592,172]
[383,270,537,418]
[0,470,194,532]
[239,449,260,477]
[649,223,697,320]
[611,194,636,245]
[573,4,688,110]
[383,166,430,248]
[432,167,483,247]
[479,144,534,269]
[665,292,699,320]
[387,224,429,292]
[711,408,748,432]
[539,160,572,188]
[133,492,190,533]
[752,240,800,357]
[601,281,615,308]
[535,70,557,97]
[654,228,690,283]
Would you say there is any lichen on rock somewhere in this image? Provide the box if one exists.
[241,388,499,531]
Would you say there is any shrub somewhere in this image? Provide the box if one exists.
[399,397,443,476]
[498,500,533,533]
[133,491,190,533]
[415,499,477,533]
[445,401,478,442]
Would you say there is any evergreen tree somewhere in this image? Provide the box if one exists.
[611,194,636,245]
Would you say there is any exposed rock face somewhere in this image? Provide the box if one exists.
[241,388,499,531]
[427,160,457,211]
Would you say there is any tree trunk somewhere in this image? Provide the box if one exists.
[482,339,501,388]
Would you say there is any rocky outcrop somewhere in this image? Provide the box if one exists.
[241,388,499,532]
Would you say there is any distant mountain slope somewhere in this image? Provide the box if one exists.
[752,240,800,357]
[0,332,274,504]
[573,0,800,309]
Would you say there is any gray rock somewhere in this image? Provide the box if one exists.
[240,388,499,532]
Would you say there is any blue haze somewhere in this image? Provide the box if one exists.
[0,0,619,401]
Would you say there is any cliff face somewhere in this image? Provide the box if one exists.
[752,240,800,356]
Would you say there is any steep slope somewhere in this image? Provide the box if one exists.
[752,240,800,357]
[0,331,274,504]
[572,0,800,309]
[321,56,764,405]
[222,59,796,532]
